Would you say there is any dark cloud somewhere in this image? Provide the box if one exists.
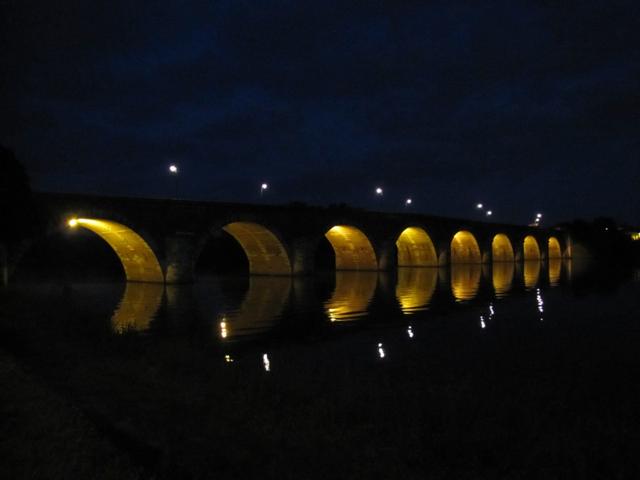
[1,0,639,224]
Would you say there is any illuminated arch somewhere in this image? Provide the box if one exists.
[524,260,541,289]
[396,227,438,267]
[325,272,378,321]
[523,236,541,261]
[111,283,164,333]
[325,225,377,270]
[492,262,515,298]
[68,218,163,282]
[222,222,291,275]
[548,237,562,259]
[451,264,481,301]
[396,267,437,314]
[451,231,481,264]
[492,234,514,262]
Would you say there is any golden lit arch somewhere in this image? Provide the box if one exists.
[451,264,481,301]
[68,218,163,282]
[492,234,514,262]
[222,222,291,275]
[451,231,481,264]
[396,267,437,314]
[396,227,438,267]
[492,262,515,298]
[523,236,541,261]
[548,237,562,259]
[325,225,377,270]
[325,272,378,321]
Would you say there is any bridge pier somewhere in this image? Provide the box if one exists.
[164,233,198,284]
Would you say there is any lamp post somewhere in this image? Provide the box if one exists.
[405,198,412,208]
[260,182,268,198]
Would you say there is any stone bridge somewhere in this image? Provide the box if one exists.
[11,192,571,284]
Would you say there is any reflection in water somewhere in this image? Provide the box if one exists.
[325,272,377,321]
[524,260,541,289]
[218,277,291,339]
[549,258,562,286]
[395,267,438,314]
[111,283,164,333]
[451,264,481,301]
[536,288,544,321]
[492,262,515,298]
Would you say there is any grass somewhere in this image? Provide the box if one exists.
[2,280,640,479]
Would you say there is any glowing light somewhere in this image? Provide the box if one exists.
[261,183,268,190]
[451,231,481,264]
[219,320,228,339]
[224,354,234,363]
[486,210,493,216]
[492,234,514,262]
[631,232,640,241]
[489,303,495,316]
[548,237,562,259]
[111,283,163,333]
[396,227,438,267]
[222,222,291,275]
[536,213,542,218]
[396,267,437,314]
[375,187,383,195]
[451,264,481,301]
[65,217,163,282]
[405,198,412,206]
[262,353,270,372]
[407,326,414,338]
[476,203,483,209]
[480,315,486,329]
[523,236,541,261]
[324,272,377,321]
[325,225,377,270]
[169,164,178,174]
[377,342,386,358]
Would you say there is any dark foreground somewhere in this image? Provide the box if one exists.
[2,270,640,479]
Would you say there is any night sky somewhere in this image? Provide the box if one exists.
[2,1,639,225]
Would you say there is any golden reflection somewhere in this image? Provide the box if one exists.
[325,271,378,321]
[523,260,541,289]
[548,237,562,259]
[222,222,291,275]
[325,225,377,270]
[396,267,437,314]
[492,262,515,298]
[523,235,541,261]
[451,264,481,301]
[68,218,163,282]
[396,227,438,266]
[451,231,481,264]
[218,277,291,339]
[492,234,514,262]
[111,283,164,333]
[549,258,562,286]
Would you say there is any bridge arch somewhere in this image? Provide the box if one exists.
[548,237,562,259]
[492,234,514,262]
[450,231,481,264]
[523,235,541,261]
[325,225,377,270]
[396,227,438,267]
[221,222,292,275]
[67,218,163,282]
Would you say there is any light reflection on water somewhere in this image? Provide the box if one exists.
[450,264,482,302]
[395,267,438,314]
[325,271,378,322]
[27,260,569,339]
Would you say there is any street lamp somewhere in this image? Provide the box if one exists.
[260,182,268,197]
[168,164,179,198]
[375,187,383,196]
[405,198,412,207]
[476,203,483,209]
[486,210,493,217]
